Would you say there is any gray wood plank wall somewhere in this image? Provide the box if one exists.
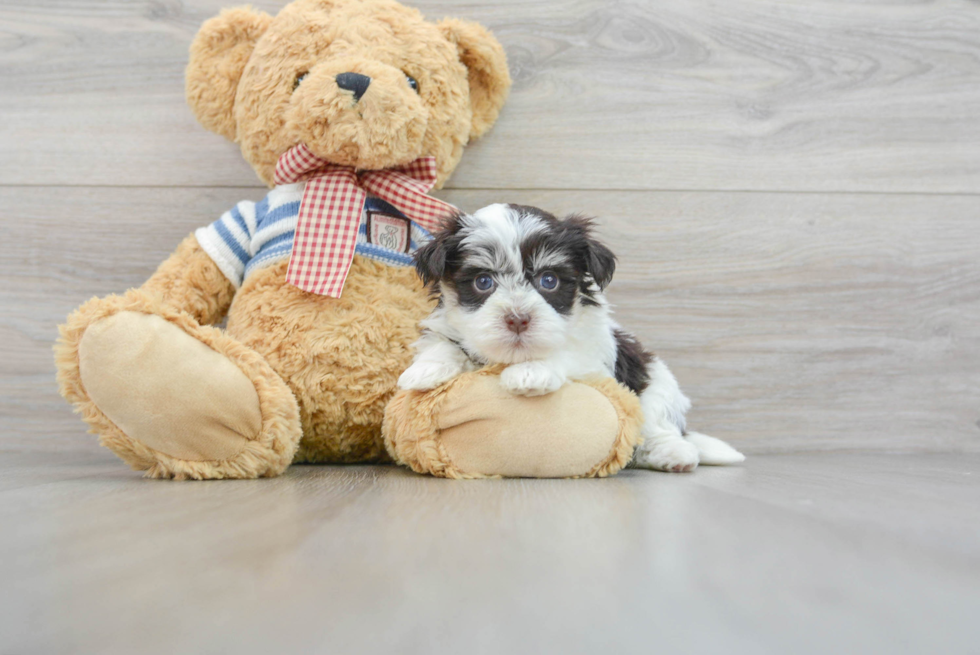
[2,0,978,455]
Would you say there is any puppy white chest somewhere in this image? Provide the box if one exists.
[548,307,618,381]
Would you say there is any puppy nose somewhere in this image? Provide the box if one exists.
[504,312,531,335]
[335,72,371,102]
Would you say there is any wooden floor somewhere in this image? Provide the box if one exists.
[0,451,977,654]
[2,0,979,653]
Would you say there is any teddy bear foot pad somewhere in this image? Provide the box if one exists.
[58,292,304,479]
[79,311,263,462]
[384,368,645,479]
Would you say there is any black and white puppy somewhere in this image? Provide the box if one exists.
[398,203,744,472]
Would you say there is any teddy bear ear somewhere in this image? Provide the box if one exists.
[185,7,274,141]
[438,18,512,141]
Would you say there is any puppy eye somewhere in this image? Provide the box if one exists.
[404,73,419,93]
[538,272,559,291]
[474,274,495,292]
[293,72,308,91]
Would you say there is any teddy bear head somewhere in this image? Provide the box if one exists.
[185,0,511,188]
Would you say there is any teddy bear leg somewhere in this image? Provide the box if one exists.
[56,291,302,479]
[383,371,644,479]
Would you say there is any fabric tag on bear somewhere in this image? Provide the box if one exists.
[366,211,411,253]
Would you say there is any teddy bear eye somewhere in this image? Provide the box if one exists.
[293,72,308,91]
[404,74,419,93]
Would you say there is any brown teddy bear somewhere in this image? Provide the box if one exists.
[55,0,643,480]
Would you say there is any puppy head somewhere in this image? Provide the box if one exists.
[414,203,616,363]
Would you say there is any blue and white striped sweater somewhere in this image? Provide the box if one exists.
[195,182,432,288]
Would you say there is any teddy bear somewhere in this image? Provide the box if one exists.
[55,0,644,480]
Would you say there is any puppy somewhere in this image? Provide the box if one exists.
[398,203,744,472]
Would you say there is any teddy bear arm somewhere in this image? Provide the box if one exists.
[140,233,236,326]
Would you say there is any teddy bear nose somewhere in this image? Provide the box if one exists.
[335,72,371,102]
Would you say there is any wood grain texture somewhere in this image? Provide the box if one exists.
[1,452,978,654]
[3,187,978,454]
[2,3,979,651]
[1,0,978,191]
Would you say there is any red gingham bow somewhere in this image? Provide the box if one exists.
[273,143,456,297]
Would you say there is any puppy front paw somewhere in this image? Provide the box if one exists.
[398,361,464,391]
[500,362,566,397]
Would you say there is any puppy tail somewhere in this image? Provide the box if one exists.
[686,432,745,466]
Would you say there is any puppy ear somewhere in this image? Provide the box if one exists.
[586,238,617,290]
[413,238,448,287]
[438,18,512,141]
[185,7,273,141]
[563,214,617,290]
[414,213,465,286]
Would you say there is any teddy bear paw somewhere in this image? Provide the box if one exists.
[65,307,301,478]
